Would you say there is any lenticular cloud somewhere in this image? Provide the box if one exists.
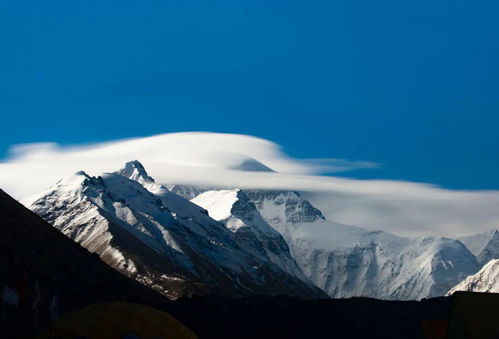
[0,132,376,196]
[1,132,499,237]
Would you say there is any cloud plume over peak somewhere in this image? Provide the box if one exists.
[1,132,498,238]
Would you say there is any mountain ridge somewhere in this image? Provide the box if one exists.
[24,162,326,300]
[178,186,481,300]
[21,160,488,301]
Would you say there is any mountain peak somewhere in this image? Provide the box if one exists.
[458,228,499,265]
[24,166,326,299]
[75,170,89,176]
[57,170,95,190]
[245,190,325,225]
[117,160,155,183]
[228,157,275,172]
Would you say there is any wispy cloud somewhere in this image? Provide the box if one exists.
[1,132,498,237]
[297,158,380,174]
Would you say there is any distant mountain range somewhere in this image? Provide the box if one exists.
[23,161,324,300]
[21,161,499,300]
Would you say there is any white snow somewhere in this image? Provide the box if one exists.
[457,229,499,264]
[190,188,308,279]
[188,187,480,299]
[241,190,480,300]
[191,189,241,222]
[458,230,497,257]
[22,160,487,301]
[23,161,324,299]
[448,259,499,294]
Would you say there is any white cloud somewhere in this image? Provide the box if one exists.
[1,132,498,237]
[297,158,380,174]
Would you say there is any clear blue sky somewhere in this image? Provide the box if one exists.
[1,0,498,189]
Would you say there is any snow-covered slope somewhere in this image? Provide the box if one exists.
[192,189,306,279]
[448,259,499,294]
[166,184,208,200]
[188,189,480,300]
[457,229,499,265]
[116,161,212,222]
[24,162,326,300]
[119,162,303,276]
[24,160,483,301]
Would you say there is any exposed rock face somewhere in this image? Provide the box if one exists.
[22,161,484,301]
[24,162,326,300]
[246,190,325,225]
[197,189,480,300]
[192,189,307,279]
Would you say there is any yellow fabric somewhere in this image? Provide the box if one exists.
[37,302,198,339]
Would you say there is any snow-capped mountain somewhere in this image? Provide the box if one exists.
[119,163,305,278]
[22,160,484,301]
[23,161,326,300]
[187,189,480,300]
[457,229,499,265]
[191,189,306,279]
[448,259,499,294]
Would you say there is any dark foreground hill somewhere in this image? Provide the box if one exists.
[0,188,493,339]
[0,189,170,337]
[169,295,453,339]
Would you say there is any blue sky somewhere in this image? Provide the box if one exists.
[1,0,498,189]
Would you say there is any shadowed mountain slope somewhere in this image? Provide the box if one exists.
[23,162,325,300]
[0,189,170,337]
